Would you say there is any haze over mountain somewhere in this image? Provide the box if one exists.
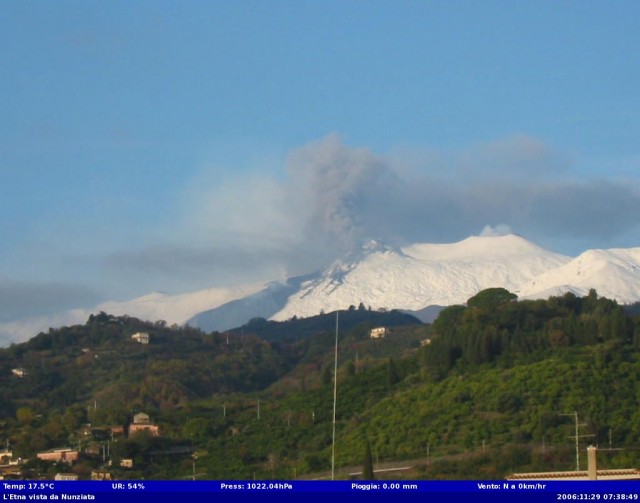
[2,233,640,346]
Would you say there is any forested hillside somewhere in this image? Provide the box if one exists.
[2,290,640,480]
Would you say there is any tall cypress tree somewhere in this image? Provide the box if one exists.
[363,437,375,480]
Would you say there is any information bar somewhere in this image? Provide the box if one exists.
[2,480,639,502]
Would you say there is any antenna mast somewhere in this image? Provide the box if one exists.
[561,411,595,471]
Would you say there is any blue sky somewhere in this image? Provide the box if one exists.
[1,1,639,321]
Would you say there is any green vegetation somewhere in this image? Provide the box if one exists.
[2,290,640,480]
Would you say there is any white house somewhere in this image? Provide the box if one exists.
[131,332,150,344]
[11,368,27,378]
[370,327,388,339]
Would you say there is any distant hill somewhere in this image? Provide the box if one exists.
[226,307,423,343]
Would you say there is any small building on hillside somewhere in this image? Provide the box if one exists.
[133,412,149,424]
[120,458,134,468]
[11,368,27,378]
[128,412,160,437]
[54,473,78,481]
[0,464,24,478]
[106,425,125,436]
[370,327,388,339]
[91,470,112,480]
[131,332,150,344]
[37,448,79,464]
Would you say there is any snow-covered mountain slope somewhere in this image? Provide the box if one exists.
[187,275,314,333]
[0,282,266,346]
[271,235,571,321]
[94,283,267,324]
[519,248,640,303]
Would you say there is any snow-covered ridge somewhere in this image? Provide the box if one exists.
[94,283,266,324]
[519,247,640,304]
[271,234,570,321]
[403,234,560,260]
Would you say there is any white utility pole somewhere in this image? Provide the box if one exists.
[331,310,339,481]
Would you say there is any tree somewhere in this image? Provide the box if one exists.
[467,288,517,311]
[16,406,35,425]
[62,405,86,434]
[362,436,375,479]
